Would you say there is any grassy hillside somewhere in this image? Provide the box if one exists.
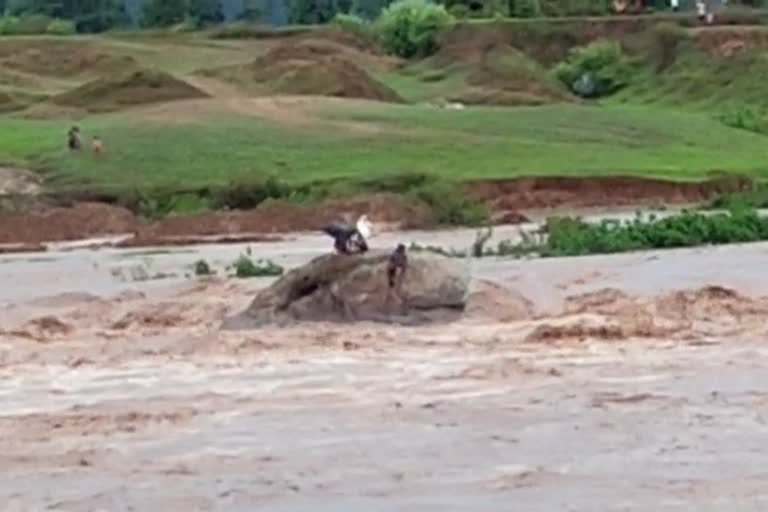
[1,17,768,208]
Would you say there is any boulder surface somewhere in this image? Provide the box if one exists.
[222,250,470,328]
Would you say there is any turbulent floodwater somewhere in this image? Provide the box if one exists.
[2,228,768,511]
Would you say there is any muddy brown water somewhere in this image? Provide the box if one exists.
[2,224,768,510]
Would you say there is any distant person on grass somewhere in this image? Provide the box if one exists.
[91,136,103,156]
[67,126,81,151]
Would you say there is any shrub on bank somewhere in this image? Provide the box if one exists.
[45,19,77,35]
[413,208,768,259]
[407,181,490,226]
[374,0,454,58]
[331,13,370,36]
[532,208,768,257]
[553,40,631,98]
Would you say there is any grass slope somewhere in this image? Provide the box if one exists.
[0,103,765,192]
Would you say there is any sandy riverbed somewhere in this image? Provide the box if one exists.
[2,227,768,511]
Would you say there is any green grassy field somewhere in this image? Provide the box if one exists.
[1,102,766,193]
[2,19,768,207]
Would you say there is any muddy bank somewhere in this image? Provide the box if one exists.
[0,176,751,245]
[465,175,752,210]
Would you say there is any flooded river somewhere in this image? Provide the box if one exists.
[2,226,768,511]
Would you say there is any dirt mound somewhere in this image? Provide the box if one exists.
[296,27,385,55]
[436,43,573,106]
[52,69,209,113]
[223,251,470,328]
[203,38,402,103]
[465,280,534,322]
[693,27,768,57]
[466,175,752,210]
[0,40,137,78]
[0,202,136,244]
[0,91,25,113]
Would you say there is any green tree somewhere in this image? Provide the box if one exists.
[189,0,224,25]
[143,0,187,26]
[73,0,129,32]
[290,0,352,24]
[374,0,454,58]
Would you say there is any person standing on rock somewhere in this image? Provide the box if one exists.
[386,243,408,313]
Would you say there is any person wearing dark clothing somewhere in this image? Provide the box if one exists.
[68,126,81,151]
[387,243,407,288]
[322,215,372,255]
[385,244,408,312]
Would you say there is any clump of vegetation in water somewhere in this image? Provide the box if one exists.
[193,259,213,276]
[231,255,284,278]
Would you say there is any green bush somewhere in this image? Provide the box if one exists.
[0,16,21,35]
[14,14,52,34]
[373,0,454,58]
[193,259,213,276]
[407,181,490,226]
[232,255,284,278]
[648,21,689,71]
[447,4,471,18]
[510,208,768,258]
[332,13,370,36]
[211,176,291,210]
[45,19,77,35]
[717,105,768,134]
[553,40,631,98]
[512,0,542,17]
[0,14,64,34]
[209,22,309,39]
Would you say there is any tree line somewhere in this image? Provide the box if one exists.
[0,0,400,31]
[0,0,728,34]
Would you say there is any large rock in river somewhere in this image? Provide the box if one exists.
[222,250,470,328]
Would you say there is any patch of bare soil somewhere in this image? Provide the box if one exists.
[0,167,43,195]
[200,35,402,103]
[0,193,431,245]
[52,69,210,113]
[133,193,431,240]
[466,175,752,210]
[0,202,136,244]
[692,26,768,57]
[0,40,138,78]
[0,91,24,113]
